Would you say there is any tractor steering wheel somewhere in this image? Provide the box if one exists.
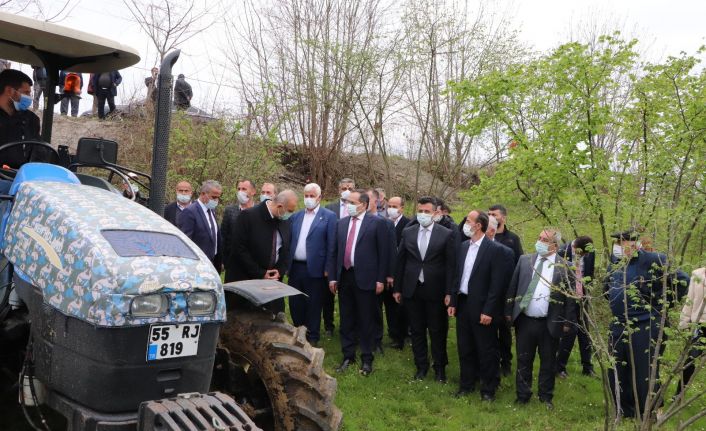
[0,140,60,180]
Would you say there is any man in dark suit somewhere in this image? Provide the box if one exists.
[488,204,524,376]
[178,180,223,270]
[505,228,576,409]
[448,210,509,401]
[322,177,356,336]
[229,190,298,313]
[221,179,257,282]
[388,196,410,246]
[556,235,596,378]
[164,180,193,226]
[366,188,397,354]
[393,197,455,381]
[288,183,337,345]
[328,189,389,376]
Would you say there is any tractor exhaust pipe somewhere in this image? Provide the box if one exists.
[149,50,180,216]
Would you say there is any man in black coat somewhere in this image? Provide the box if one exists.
[174,74,193,110]
[556,236,596,378]
[328,190,389,376]
[388,196,410,246]
[505,228,576,409]
[92,70,122,119]
[164,180,193,226]
[448,210,509,401]
[221,179,257,282]
[178,180,223,270]
[0,70,41,169]
[394,196,455,381]
[387,195,410,349]
[228,190,297,313]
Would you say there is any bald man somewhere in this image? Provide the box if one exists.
[164,180,193,226]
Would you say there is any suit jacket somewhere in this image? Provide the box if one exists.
[221,204,244,278]
[449,238,508,317]
[325,200,345,219]
[394,223,455,301]
[164,201,186,227]
[505,253,577,338]
[228,202,291,282]
[379,214,397,277]
[393,215,411,247]
[178,201,222,266]
[327,212,389,291]
[289,206,337,278]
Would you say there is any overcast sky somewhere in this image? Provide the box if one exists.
[10,0,706,115]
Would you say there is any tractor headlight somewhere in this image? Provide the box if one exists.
[188,292,216,316]
[130,294,169,317]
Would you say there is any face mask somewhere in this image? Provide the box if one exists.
[612,244,624,259]
[237,190,250,204]
[417,213,433,227]
[387,208,400,219]
[176,193,191,204]
[205,198,218,210]
[260,194,270,202]
[347,203,360,217]
[341,190,351,201]
[462,223,473,238]
[277,206,293,220]
[304,197,318,210]
[432,214,442,223]
[535,240,549,256]
[13,93,32,111]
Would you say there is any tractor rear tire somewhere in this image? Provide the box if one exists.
[214,310,342,431]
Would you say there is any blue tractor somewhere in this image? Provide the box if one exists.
[0,11,341,431]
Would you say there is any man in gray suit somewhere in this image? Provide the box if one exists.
[322,177,356,335]
[505,228,576,409]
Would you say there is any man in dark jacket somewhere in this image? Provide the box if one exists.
[0,69,41,169]
[31,66,47,110]
[164,181,193,226]
[174,74,192,110]
[92,70,122,119]
[228,190,297,313]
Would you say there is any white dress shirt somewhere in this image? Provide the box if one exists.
[459,235,484,295]
[417,223,434,282]
[197,199,218,255]
[346,211,365,267]
[293,205,319,261]
[525,252,557,318]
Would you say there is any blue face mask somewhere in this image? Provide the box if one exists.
[205,198,218,210]
[281,211,293,221]
[13,93,32,111]
[535,240,549,256]
[260,194,270,202]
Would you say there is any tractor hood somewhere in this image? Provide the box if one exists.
[2,181,226,327]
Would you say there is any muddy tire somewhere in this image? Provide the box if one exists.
[213,310,342,431]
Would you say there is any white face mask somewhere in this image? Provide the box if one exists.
[432,214,442,223]
[304,197,318,210]
[176,193,191,204]
[387,207,400,219]
[237,190,250,204]
[417,213,433,227]
[462,223,473,238]
[613,244,624,259]
[347,203,360,217]
[341,190,351,201]
[260,194,270,202]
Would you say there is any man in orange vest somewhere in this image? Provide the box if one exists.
[59,71,82,117]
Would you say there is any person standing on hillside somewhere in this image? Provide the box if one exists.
[145,67,158,104]
[92,70,122,119]
[59,71,82,117]
[174,74,192,110]
[31,66,47,110]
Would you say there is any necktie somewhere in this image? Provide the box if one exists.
[208,210,217,255]
[270,228,278,267]
[520,257,547,311]
[576,259,584,297]
[419,228,429,282]
[343,217,358,269]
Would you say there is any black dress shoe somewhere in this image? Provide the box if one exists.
[454,388,474,398]
[336,358,354,373]
[557,370,568,379]
[434,368,447,383]
[514,398,529,405]
[359,362,373,376]
[481,393,495,402]
[583,368,597,377]
[540,399,554,410]
[414,369,428,380]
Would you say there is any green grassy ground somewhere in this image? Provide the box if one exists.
[315,315,705,431]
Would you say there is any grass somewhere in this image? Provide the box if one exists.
[315,313,706,431]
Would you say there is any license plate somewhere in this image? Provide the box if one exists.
[146,324,200,361]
